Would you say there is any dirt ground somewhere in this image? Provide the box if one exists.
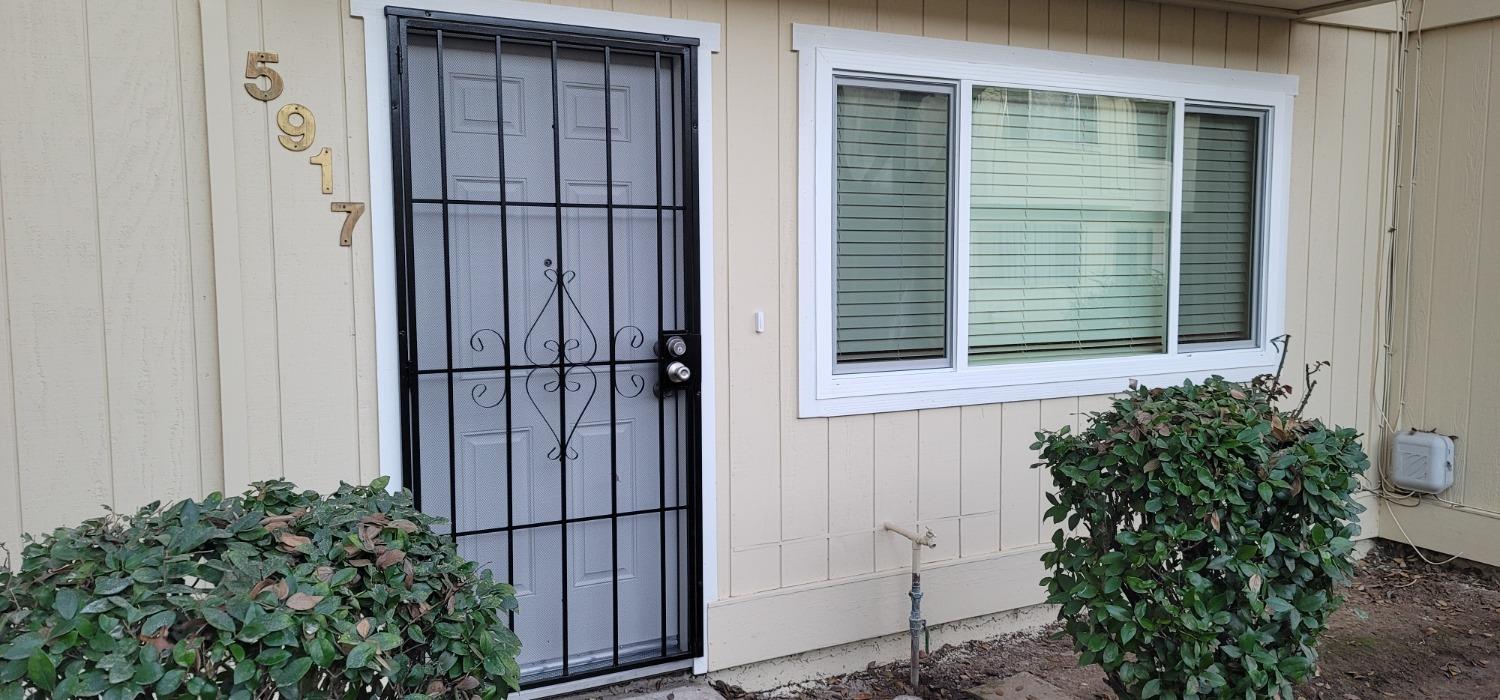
[720,542,1500,700]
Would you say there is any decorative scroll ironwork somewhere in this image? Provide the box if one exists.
[467,329,509,409]
[523,268,598,366]
[613,326,649,398]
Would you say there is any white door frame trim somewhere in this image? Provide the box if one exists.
[348,0,721,677]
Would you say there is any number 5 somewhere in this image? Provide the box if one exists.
[244,51,283,102]
[332,202,365,247]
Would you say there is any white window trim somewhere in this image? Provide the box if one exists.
[794,24,1297,418]
[349,0,719,679]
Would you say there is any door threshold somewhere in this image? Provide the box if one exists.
[512,658,696,700]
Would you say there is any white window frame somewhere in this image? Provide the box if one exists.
[794,24,1297,418]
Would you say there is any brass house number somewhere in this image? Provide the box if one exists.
[244,50,363,247]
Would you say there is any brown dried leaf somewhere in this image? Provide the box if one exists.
[403,559,415,588]
[273,579,290,600]
[376,549,406,569]
[356,617,373,638]
[314,566,335,582]
[456,676,481,691]
[390,519,420,533]
[360,513,391,526]
[427,681,448,695]
[277,533,311,550]
[285,592,324,611]
[1144,459,1160,473]
[348,558,372,567]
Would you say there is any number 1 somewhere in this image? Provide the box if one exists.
[309,148,333,194]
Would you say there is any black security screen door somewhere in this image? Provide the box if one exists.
[388,8,702,688]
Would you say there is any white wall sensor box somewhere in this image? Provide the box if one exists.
[1390,430,1455,494]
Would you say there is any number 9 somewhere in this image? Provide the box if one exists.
[276,104,316,152]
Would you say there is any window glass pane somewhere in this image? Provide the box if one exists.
[1180,110,1260,345]
[968,86,1172,364]
[835,81,952,366]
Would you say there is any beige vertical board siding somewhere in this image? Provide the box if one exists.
[343,1,381,483]
[261,0,364,491]
[1467,20,1500,512]
[1398,28,1447,430]
[1,2,118,534]
[1357,34,1394,481]
[998,400,1041,549]
[777,0,831,589]
[1159,4,1194,63]
[0,0,221,554]
[959,406,1001,518]
[967,0,1007,44]
[724,0,785,594]
[917,407,962,564]
[725,0,783,588]
[827,413,875,577]
[1010,0,1048,48]
[88,0,203,509]
[1226,13,1259,70]
[1331,30,1377,431]
[925,0,966,39]
[1122,1,1158,60]
[0,101,17,556]
[1385,17,1500,521]
[1087,0,1124,57]
[224,0,286,485]
[1424,21,1489,502]
[1283,23,1317,407]
[872,411,919,571]
[178,0,226,496]
[1304,28,1348,422]
[1193,9,1226,66]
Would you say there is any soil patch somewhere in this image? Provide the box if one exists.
[720,542,1500,699]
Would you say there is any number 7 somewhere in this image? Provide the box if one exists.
[331,202,365,247]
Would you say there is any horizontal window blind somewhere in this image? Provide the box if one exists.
[968,87,1172,364]
[835,81,952,365]
[1180,111,1260,345]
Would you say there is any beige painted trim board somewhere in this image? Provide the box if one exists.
[1380,499,1500,568]
[197,0,250,492]
[706,545,1050,671]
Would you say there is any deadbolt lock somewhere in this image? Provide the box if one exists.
[658,330,699,392]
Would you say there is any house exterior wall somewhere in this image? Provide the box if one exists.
[1382,11,1500,567]
[0,0,1395,675]
[0,0,225,548]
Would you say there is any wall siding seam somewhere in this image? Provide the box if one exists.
[0,119,20,540]
[337,3,365,483]
[170,0,208,497]
[80,1,119,512]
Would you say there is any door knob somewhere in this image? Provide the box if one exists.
[665,335,689,357]
[665,361,692,384]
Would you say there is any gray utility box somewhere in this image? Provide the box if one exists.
[1389,429,1455,494]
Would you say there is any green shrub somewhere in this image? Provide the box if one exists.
[1035,372,1367,699]
[0,478,520,699]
